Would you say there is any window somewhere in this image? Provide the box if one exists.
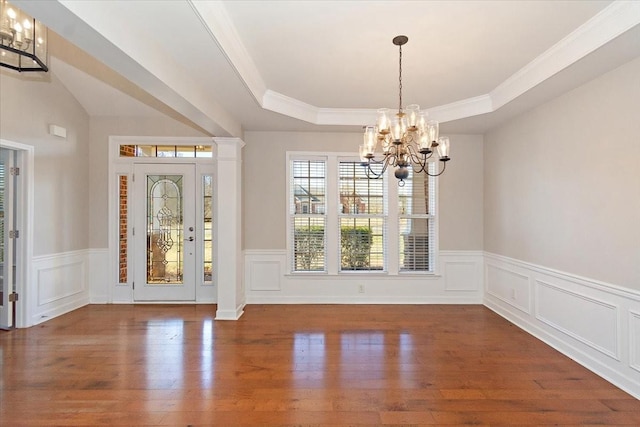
[339,161,385,271]
[290,160,326,272]
[203,175,213,282]
[119,144,212,158]
[288,153,438,274]
[398,168,435,271]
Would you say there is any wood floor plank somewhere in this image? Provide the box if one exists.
[1,304,639,426]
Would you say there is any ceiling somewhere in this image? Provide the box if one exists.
[11,0,640,137]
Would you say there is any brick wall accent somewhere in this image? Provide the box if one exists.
[119,175,128,283]
[120,145,136,157]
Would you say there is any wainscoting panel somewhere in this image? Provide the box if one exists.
[630,310,640,373]
[484,252,640,399]
[244,250,484,304]
[486,262,531,314]
[444,260,480,291]
[249,259,282,291]
[536,280,618,359]
[31,250,90,326]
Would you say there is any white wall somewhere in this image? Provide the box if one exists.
[0,70,90,255]
[484,56,640,291]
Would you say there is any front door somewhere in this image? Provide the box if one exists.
[133,163,196,301]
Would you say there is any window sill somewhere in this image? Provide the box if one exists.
[284,271,442,279]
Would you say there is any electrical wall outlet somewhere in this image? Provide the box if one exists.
[358,284,365,293]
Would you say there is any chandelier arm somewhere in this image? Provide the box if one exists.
[363,158,389,179]
[404,143,434,173]
[425,160,447,177]
[366,155,387,166]
[411,161,428,173]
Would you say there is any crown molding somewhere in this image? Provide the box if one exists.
[201,0,640,127]
[491,0,640,110]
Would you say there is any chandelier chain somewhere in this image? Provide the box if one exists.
[398,43,403,114]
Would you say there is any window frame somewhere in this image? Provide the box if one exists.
[286,151,440,276]
[287,155,328,273]
[338,158,387,273]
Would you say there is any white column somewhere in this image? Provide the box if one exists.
[213,137,245,320]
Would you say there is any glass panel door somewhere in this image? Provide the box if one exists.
[134,163,196,301]
[0,148,16,329]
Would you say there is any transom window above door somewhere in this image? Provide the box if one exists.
[119,144,213,158]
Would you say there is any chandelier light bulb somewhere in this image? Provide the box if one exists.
[437,137,450,160]
[376,108,390,134]
[363,126,377,156]
[427,120,439,144]
[7,8,16,20]
[405,104,420,130]
[417,111,428,132]
[391,115,407,141]
[418,131,431,152]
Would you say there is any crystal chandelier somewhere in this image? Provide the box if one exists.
[360,35,449,185]
[0,0,48,72]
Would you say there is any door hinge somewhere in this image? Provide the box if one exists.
[9,230,19,238]
[132,227,135,236]
[10,167,19,176]
[132,281,135,290]
[9,292,18,302]
[132,173,135,182]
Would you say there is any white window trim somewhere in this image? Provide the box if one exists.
[286,151,440,277]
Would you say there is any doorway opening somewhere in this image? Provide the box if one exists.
[0,140,33,329]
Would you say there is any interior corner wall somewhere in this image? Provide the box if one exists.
[0,70,90,256]
[242,131,483,251]
[484,56,640,291]
[88,116,209,249]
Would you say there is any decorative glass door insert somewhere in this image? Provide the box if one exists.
[147,174,183,284]
[134,164,196,301]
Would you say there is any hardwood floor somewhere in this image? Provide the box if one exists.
[0,304,638,426]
